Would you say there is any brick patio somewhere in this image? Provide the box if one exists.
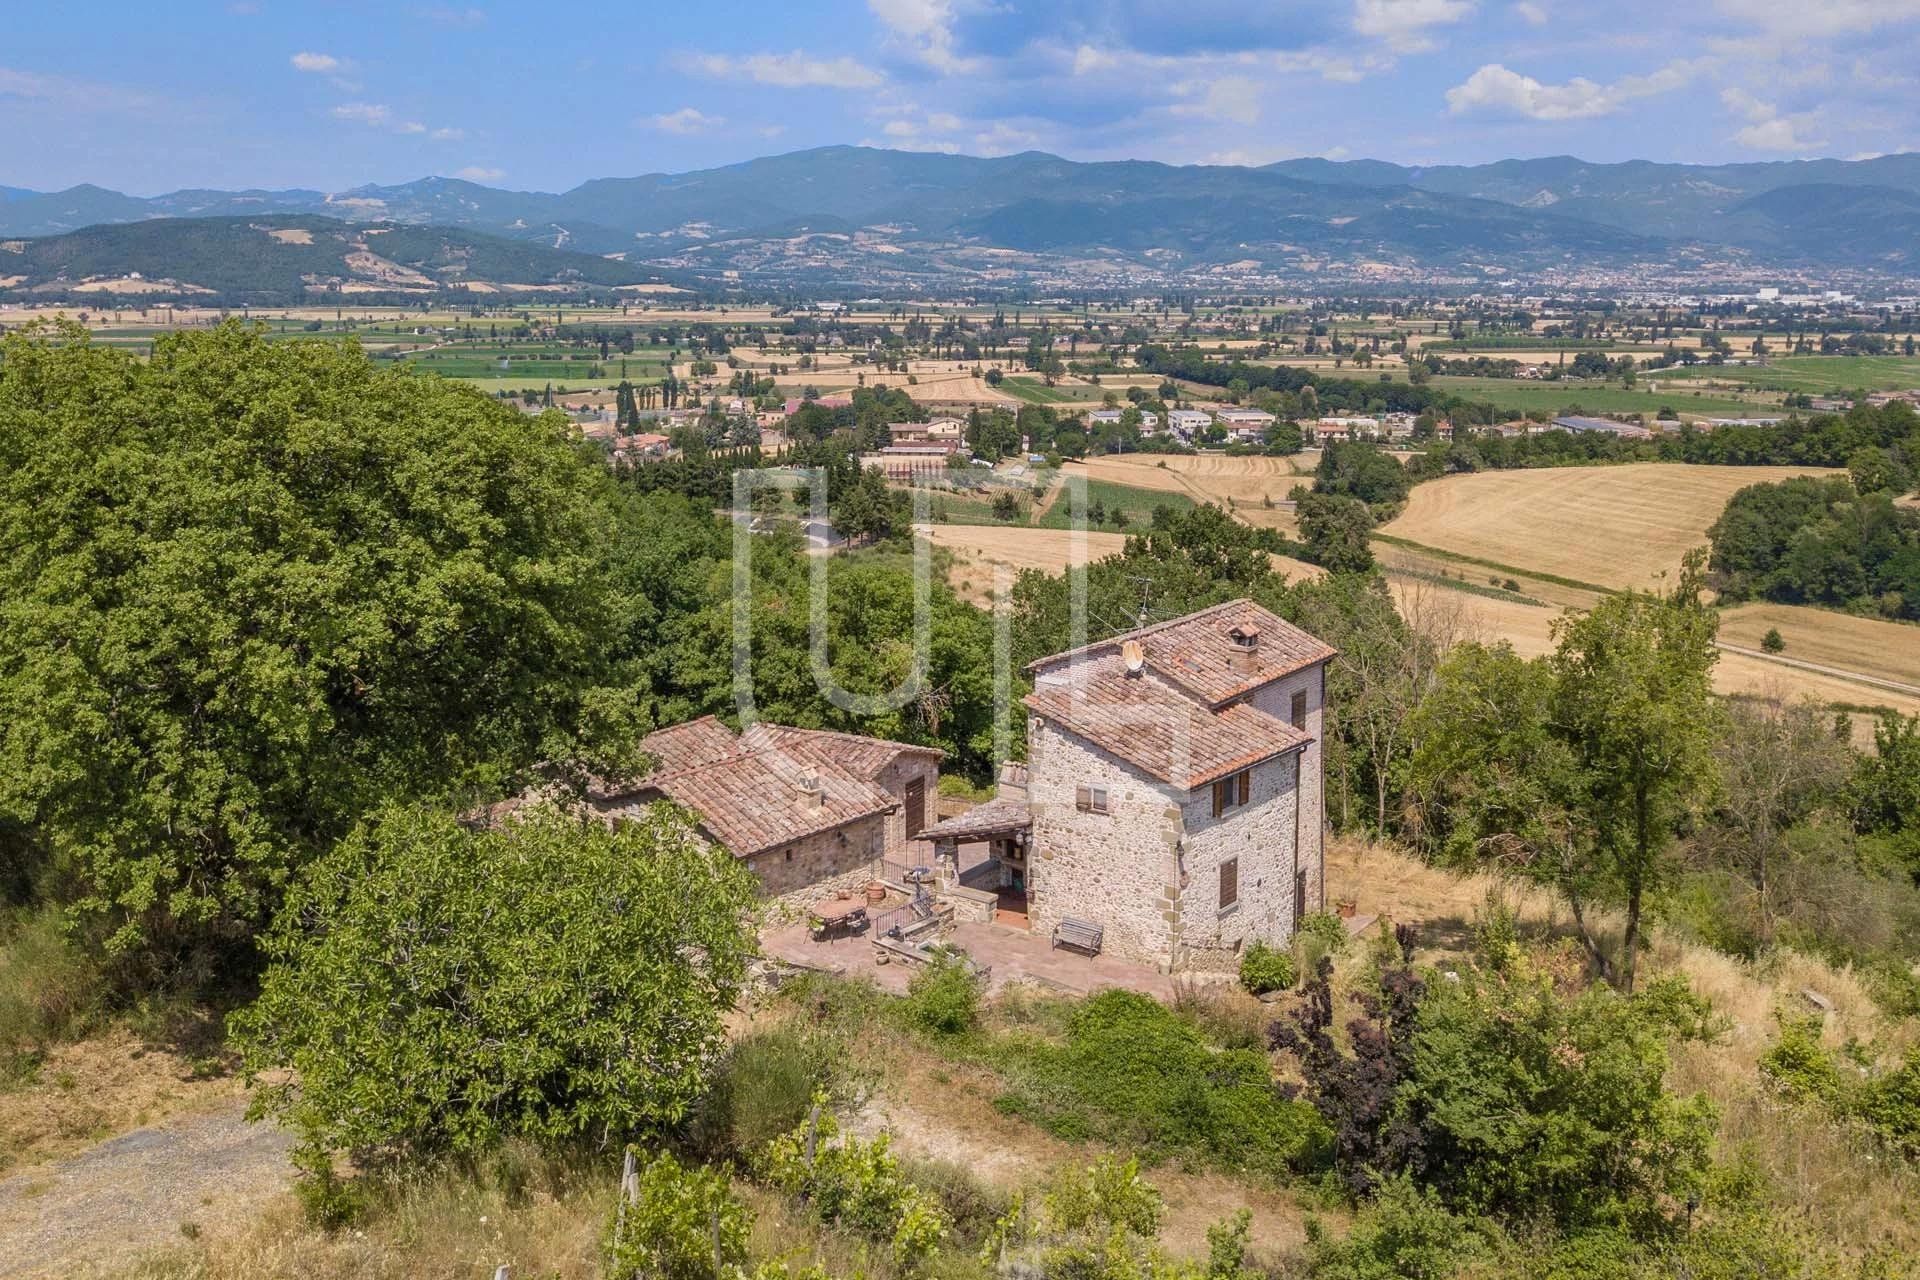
[760,917,1175,1002]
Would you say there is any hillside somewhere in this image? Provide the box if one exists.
[6,145,1920,281]
[0,214,662,303]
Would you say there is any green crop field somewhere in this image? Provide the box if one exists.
[1429,376,1774,419]
[1648,355,1920,394]
[1000,377,1106,404]
[1034,477,1194,530]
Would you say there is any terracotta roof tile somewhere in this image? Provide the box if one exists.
[1028,598,1334,709]
[916,795,1033,841]
[592,718,936,857]
[1024,652,1311,790]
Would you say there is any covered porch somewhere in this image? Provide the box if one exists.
[915,796,1034,931]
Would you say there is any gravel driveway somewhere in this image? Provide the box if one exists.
[0,1101,293,1278]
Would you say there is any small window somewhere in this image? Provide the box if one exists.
[784,849,793,862]
[1075,783,1109,815]
[1290,690,1308,730]
[1212,769,1251,817]
[1219,858,1239,910]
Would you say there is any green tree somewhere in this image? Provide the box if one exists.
[1548,571,1721,991]
[233,803,758,1165]
[0,322,641,951]
[1296,491,1376,573]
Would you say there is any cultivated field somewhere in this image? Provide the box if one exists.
[1074,453,1316,511]
[1382,463,1841,593]
[1716,603,1920,693]
[921,523,1322,605]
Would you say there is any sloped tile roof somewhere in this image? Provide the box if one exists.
[1029,598,1334,709]
[591,718,936,857]
[1025,654,1311,790]
[916,795,1033,841]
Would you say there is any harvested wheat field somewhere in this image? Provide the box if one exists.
[921,523,1322,604]
[1716,602,1920,693]
[1383,463,1840,593]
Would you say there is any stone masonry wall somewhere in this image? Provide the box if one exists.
[1026,714,1187,969]
[1172,750,1302,972]
[1245,662,1328,914]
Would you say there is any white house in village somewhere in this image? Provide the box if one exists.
[1215,407,1275,441]
[1167,409,1213,440]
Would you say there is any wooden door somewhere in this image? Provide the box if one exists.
[904,778,926,838]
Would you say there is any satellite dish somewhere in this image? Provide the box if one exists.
[1121,640,1146,674]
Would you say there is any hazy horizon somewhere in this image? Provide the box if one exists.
[5,1,1918,196]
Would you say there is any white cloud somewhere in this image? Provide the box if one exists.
[1445,60,1697,120]
[330,102,392,125]
[1353,0,1476,52]
[648,106,725,134]
[867,0,980,74]
[679,49,884,89]
[431,126,465,141]
[452,166,504,181]
[422,5,488,27]
[1512,1,1548,25]
[290,51,340,73]
[397,120,427,134]
[1715,0,1920,39]
[1720,86,1826,152]
[1171,76,1262,126]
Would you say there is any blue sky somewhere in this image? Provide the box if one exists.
[3,0,1917,194]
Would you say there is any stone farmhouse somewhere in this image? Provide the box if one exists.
[588,717,941,904]
[564,600,1334,977]
[918,599,1334,972]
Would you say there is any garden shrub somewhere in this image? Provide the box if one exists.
[905,947,984,1036]
[991,990,1327,1177]
[603,1149,750,1280]
[693,1023,845,1159]
[761,1096,950,1272]
[1304,1176,1495,1280]
[1238,941,1297,995]
[1758,1015,1847,1106]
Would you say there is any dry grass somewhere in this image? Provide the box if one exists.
[1383,463,1842,593]
[1330,838,1920,1259]
[1076,453,1314,511]
[0,1027,239,1176]
[105,1145,611,1280]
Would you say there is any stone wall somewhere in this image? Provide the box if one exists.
[1172,749,1303,972]
[1026,714,1187,969]
[743,813,888,908]
[871,752,942,856]
[1245,662,1328,915]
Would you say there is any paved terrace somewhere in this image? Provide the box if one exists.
[761,918,1176,1002]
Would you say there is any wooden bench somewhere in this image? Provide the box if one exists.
[1052,916,1104,955]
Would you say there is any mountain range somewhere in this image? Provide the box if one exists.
[2,147,1917,297]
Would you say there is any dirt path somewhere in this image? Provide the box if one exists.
[0,1100,293,1278]
[1715,642,1920,698]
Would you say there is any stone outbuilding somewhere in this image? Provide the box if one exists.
[589,717,942,905]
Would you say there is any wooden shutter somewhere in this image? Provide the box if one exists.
[1220,858,1238,909]
[1212,779,1227,817]
[1294,868,1307,922]
[1290,690,1308,730]
[1076,784,1092,812]
[1236,770,1250,806]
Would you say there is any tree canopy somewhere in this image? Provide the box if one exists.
[0,321,643,950]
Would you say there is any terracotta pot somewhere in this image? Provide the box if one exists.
[866,882,887,903]
[1335,898,1358,919]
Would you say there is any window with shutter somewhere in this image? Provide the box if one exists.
[1236,770,1250,806]
[1220,858,1239,910]
[1212,779,1227,817]
[1290,690,1308,730]
[1076,783,1109,815]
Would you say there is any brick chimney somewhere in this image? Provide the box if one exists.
[1227,623,1262,675]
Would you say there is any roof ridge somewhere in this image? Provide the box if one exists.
[1026,597,1253,671]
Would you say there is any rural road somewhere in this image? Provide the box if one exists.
[0,1101,293,1278]
[1716,642,1920,699]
